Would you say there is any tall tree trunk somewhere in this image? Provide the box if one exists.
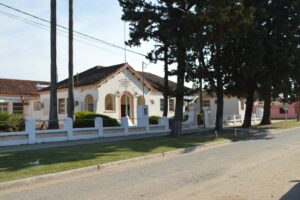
[198,58,204,114]
[171,49,186,137]
[242,82,255,128]
[48,0,59,129]
[260,90,272,125]
[163,47,169,117]
[214,45,224,131]
[67,0,75,119]
[215,77,224,131]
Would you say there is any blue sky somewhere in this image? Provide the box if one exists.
[0,0,168,82]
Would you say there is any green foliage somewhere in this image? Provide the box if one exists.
[0,113,25,132]
[197,113,204,125]
[149,116,160,125]
[73,112,119,128]
[183,115,189,121]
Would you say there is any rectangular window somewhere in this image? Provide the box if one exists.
[58,98,66,114]
[34,101,41,111]
[13,103,23,114]
[203,100,210,108]
[169,99,175,111]
[0,103,8,113]
[160,99,164,111]
[279,107,288,114]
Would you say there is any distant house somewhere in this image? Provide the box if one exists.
[29,63,185,122]
[0,78,49,116]
[253,101,299,119]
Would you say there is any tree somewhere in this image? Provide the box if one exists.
[229,0,266,128]
[194,0,254,130]
[119,0,195,136]
[259,0,300,125]
[67,0,75,119]
[48,0,59,129]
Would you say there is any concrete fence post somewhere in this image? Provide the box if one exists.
[26,119,36,144]
[95,117,103,137]
[233,115,236,125]
[203,108,211,128]
[64,118,73,140]
[121,116,129,136]
[159,117,169,131]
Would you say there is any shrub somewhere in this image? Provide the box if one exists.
[183,114,189,121]
[149,116,160,124]
[0,113,25,132]
[73,112,119,128]
[197,113,204,125]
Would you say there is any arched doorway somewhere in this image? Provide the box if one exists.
[120,92,133,118]
[85,94,94,112]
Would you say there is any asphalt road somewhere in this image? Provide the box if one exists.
[1,128,300,200]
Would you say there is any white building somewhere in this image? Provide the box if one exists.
[25,63,181,122]
[194,93,246,125]
[0,78,48,116]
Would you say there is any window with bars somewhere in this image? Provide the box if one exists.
[58,98,66,114]
[160,99,164,111]
[13,103,23,114]
[203,100,210,108]
[34,101,41,111]
[169,99,175,111]
[0,103,8,113]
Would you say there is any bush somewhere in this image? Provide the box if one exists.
[0,113,25,132]
[149,116,160,124]
[197,113,204,125]
[73,112,119,128]
[183,114,189,121]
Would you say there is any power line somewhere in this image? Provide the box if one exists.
[0,10,146,63]
[0,2,147,57]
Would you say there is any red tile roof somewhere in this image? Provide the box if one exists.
[0,78,49,96]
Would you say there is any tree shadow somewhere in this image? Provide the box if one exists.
[280,180,300,200]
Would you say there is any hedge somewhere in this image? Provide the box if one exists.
[0,113,25,132]
[73,112,120,128]
[149,116,160,125]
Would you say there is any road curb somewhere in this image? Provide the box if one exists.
[0,139,231,191]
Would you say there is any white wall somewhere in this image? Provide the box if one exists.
[196,96,246,123]
[30,87,99,121]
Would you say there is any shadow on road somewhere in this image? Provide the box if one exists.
[280,180,300,200]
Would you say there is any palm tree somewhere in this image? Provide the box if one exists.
[67,0,75,119]
[48,0,59,129]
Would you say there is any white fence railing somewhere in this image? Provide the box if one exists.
[223,114,261,126]
[0,117,170,147]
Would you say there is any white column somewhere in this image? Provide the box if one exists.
[137,105,149,133]
[159,117,169,131]
[26,119,36,144]
[121,116,129,136]
[203,108,211,128]
[233,115,236,125]
[64,118,73,140]
[95,117,103,137]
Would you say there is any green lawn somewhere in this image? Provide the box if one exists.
[0,134,230,183]
[257,120,300,129]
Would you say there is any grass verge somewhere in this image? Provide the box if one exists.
[256,120,300,130]
[0,133,240,183]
